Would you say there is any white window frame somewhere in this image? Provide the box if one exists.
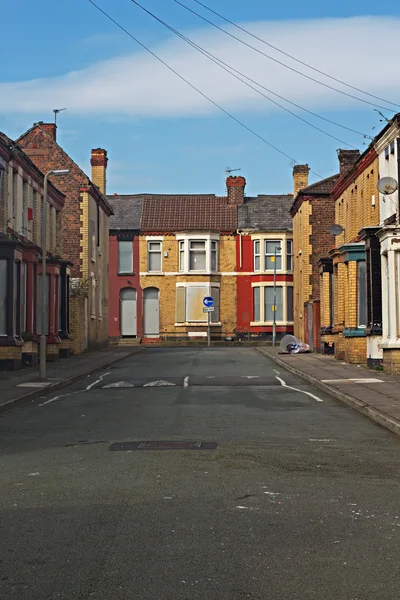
[265,240,282,272]
[251,282,294,325]
[175,282,221,325]
[251,234,293,273]
[176,233,220,274]
[147,237,163,273]
[118,241,133,274]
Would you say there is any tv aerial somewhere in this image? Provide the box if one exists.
[225,166,241,174]
[53,108,67,125]
[377,177,398,196]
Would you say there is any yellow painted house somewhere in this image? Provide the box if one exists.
[138,189,238,341]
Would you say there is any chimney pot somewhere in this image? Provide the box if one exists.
[226,175,246,205]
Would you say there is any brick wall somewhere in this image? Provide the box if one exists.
[309,198,336,299]
[344,336,367,364]
[0,161,8,232]
[293,200,312,338]
[383,349,400,375]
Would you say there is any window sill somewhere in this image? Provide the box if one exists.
[91,315,96,320]
[250,321,294,326]
[175,322,222,327]
[118,272,135,276]
[179,271,218,275]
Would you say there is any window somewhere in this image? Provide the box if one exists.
[254,241,260,271]
[178,238,219,273]
[58,275,62,333]
[286,240,293,271]
[14,261,20,336]
[148,241,162,272]
[22,181,29,234]
[286,286,293,322]
[265,241,282,271]
[390,141,395,155]
[189,240,206,271]
[179,241,185,272]
[90,218,96,261]
[176,284,220,323]
[37,274,49,335]
[91,275,96,318]
[357,260,367,327]
[0,260,7,336]
[98,273,102,318]
[12,171,18,222]
[118,241,133,274]
[211,240,218,271]
[254,286,260,321]
[385,146,390,160]
[251,285,293,323]
[265,286,283,321]
[21,262,27,332]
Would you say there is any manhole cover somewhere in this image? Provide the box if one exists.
[109,441,218,451]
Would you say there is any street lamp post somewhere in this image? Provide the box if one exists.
[272,245,281,348]
[39,169,69,380]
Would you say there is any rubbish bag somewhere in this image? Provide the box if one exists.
[279,334,310,354]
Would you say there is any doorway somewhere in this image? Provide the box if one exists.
[120,288,137,337]
[143,287,160,338]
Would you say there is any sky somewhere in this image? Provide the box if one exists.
[1,0,400,196]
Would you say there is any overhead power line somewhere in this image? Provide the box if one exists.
[129,0,365,147]
[172,0,400,112]
[190,0,400,110]
[88,0,324,177]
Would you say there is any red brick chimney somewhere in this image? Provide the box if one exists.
[226,176,246,205]
[338,149,360,176]
[90,149,108,196]
[293,164,309,197]
[39,122,57,141]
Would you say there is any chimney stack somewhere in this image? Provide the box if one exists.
[39,122,57,141]
[338,149,360,176]
[226,176,246,205]
[90,148,108,196]
[293,164,309,197]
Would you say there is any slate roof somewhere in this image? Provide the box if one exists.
[107,194,144,230]
[238,195,293,231]
[299,174,340,196]
[140,195,237,231]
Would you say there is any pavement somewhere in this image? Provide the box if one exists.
[2,347,400,599]
[259,347,400,438]
[0,346,143,413]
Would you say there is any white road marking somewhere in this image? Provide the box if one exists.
[275,375,323,402]
[241,376,260,379]
[103,381,135,388]
[38,394,64,407]
[17,381,53,388]
[184,376,189,388]
[273,369,280,375]
[86,372,111,390]
[321,378,383,384]
[143,380,176,387]
[309,439,333,442]
[27,472,39,477]
[236,506,249,510]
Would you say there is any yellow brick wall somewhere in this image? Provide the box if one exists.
[346,261,358,328]
[320,271,331,329]
[293,200,312,338]
[139,234,237,336]
[383,349,400,375]
[344,336,367,364]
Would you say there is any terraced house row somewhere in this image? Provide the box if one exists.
[107,176,294,343]
[292,112,400,374]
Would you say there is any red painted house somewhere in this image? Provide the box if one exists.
[107,195,143,341]
[236,179,294,339]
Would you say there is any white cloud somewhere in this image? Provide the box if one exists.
[1,16,399,117]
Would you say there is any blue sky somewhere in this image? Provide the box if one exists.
[1,0,399,196]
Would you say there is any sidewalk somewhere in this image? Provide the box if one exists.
[0,347,142,413]
[259,347,400,437]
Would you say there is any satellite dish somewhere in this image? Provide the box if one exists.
[377,177,398,196]
[330,224,343,236]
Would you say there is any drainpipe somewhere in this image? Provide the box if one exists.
[237,230,243,269]
[397,138,400,224]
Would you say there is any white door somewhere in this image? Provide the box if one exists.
[143,287,159,338]
[121,288,137,337]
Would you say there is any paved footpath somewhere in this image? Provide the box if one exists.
[260,347,400,437]
[0,347,142,413]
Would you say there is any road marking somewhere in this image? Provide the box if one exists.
[17,381,53,388]
[310,439,333,442]
[103,381,135,388]
[39,394,64,407]
[184,376,189,388]
[275,375,323,402]
[143,380,176,387]
[86,372,111,390]
[241,376,260,379]
[321,378,383,384]
[273,369,280,375]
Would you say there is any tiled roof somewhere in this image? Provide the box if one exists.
[107,194,143,230]
[238,195,293,231]
[299,174,340,195]
[141,195,237,231]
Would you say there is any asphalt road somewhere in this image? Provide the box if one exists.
[1,347,400,599]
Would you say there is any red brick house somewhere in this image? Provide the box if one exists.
[235,177,294,338]
[0,132,67,369]
[18,123,114,354]
[107,195,143,341]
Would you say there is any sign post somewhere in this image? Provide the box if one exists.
[203,296,214,347]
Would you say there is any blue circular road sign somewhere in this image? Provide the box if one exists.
[203,296,214,307]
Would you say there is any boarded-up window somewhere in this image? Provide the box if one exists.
[176,286,186,323]
[187,286,207,321]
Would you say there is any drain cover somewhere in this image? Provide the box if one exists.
[109,441,218,451]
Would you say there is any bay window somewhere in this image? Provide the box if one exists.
[265,241,282,271]
[176,284,220,323]
[254,240,260,271]
[357,260,367,327]
[252,284,293,323]
[177,235,219,273]
[252,237,293,271]
[286,240,293,271]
